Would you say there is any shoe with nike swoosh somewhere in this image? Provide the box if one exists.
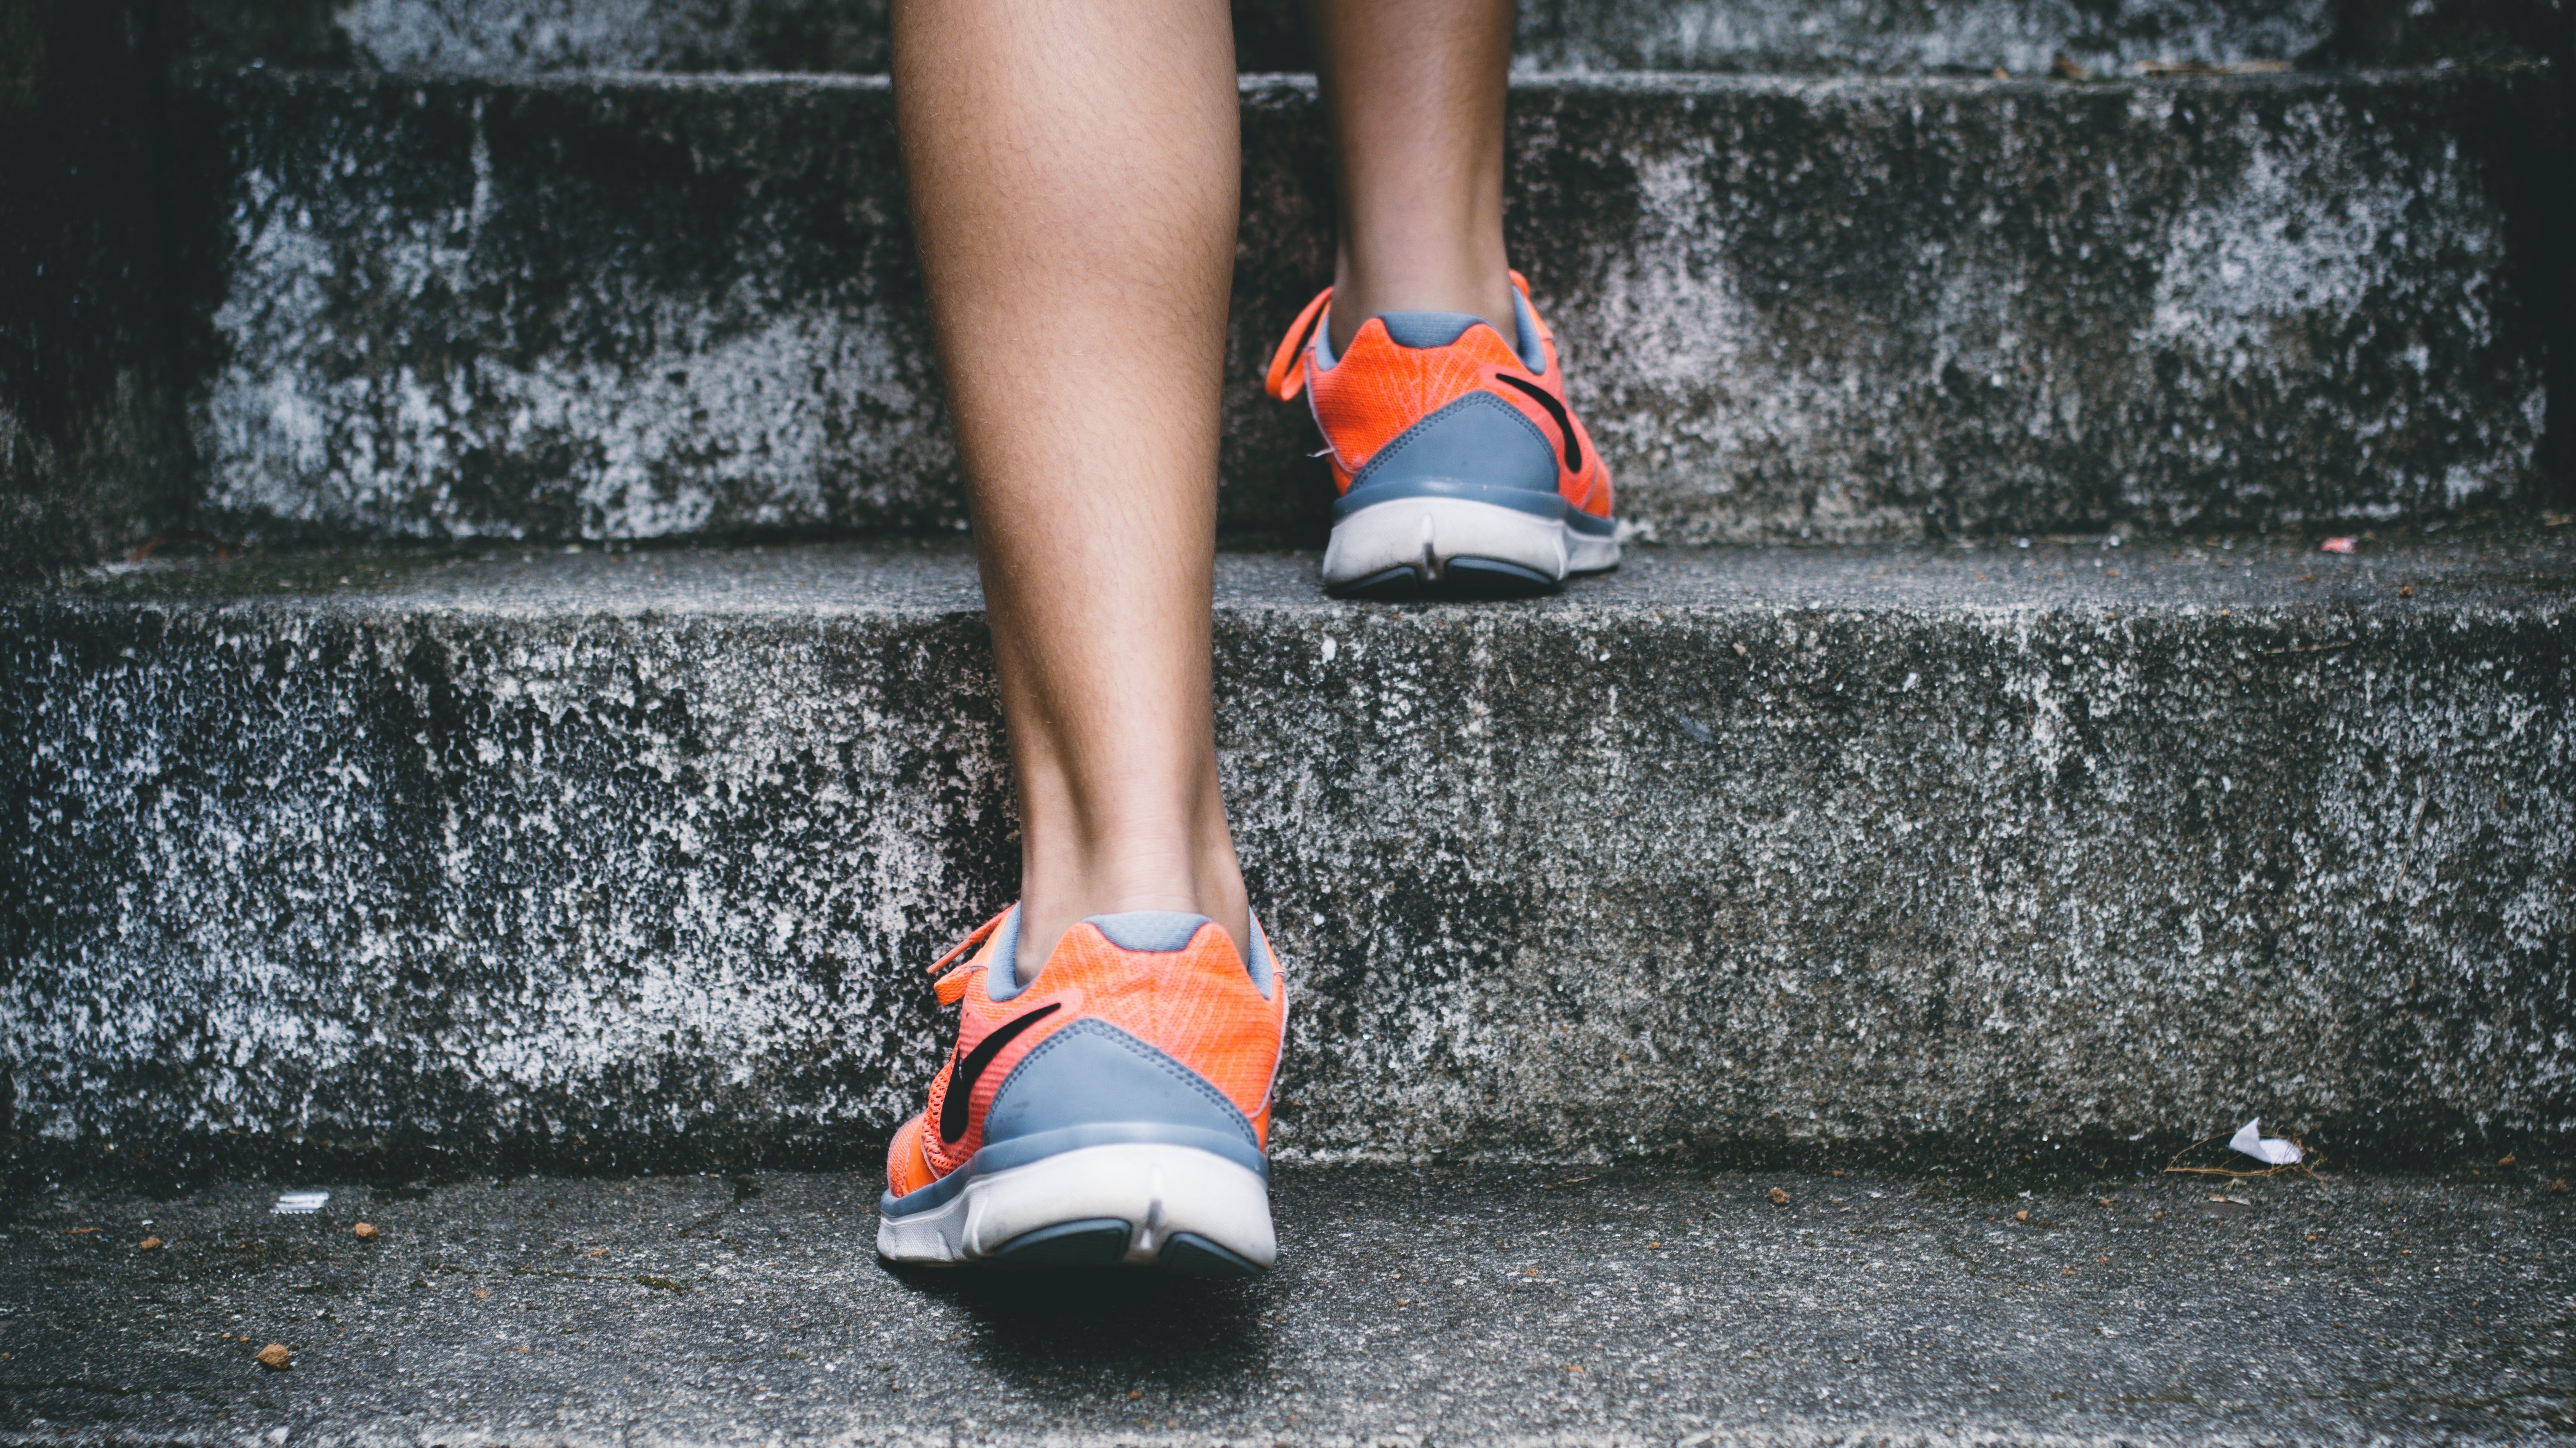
[876,904,1289,1274]
[1266,271,1618,598]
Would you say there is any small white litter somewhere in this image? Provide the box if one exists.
[271,1191,331,1215]
[2228,1119,2302,1167]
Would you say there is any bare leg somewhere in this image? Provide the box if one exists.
[893,0,1250,977]
[1306,0,1519,352]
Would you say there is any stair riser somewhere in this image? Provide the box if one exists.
[194,0,2553,75]
[184,72,2555,549]
[7,577,2568,1166]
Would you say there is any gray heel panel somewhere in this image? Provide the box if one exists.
[1348,392,1558,498]
[983,1019,1262,1158]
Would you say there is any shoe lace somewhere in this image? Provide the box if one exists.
[926,907,1010,1006]
[1264,287,1332,402]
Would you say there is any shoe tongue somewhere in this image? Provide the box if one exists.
[1374,311,1489,349]
[1084,911,1214,953]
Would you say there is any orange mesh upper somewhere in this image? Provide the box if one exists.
[896,913,1288,1191]
[1309,318,1524,482]
[1268,279,1614,521]
[885,1115,939,1197]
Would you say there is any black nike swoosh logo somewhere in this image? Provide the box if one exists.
[1492,373,1583,474]
[938,1002,1061,1144]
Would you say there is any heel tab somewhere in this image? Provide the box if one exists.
[1375,312,1488,349]
[1086,911,1216,953]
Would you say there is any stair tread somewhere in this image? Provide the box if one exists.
[43,532,2576,616]
[5,1166,2564,1443]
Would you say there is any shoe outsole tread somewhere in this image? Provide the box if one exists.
[1333,556,1561,601]
[968,1222,1268,1277]
[989,1218,1134,1268]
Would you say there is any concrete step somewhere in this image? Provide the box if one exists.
[179,69,2561,550]
[3,1166,2570,1443]
[190,0,2561,76]
[6,531,2571,1177]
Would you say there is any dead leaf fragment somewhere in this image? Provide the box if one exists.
[2052,53,2089,79]
[138,1236,163,1251]
[2551,1178,2568,1193]
[2497,1154,2516,1167]
[474,1287,491,1299]
[2015,1210,2030,1222]
[256,1344,291,1370]
[1768,1187,1789,1205]
[353,1223,380,1242]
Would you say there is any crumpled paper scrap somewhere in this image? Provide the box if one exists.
[2229,1119,2302,1166]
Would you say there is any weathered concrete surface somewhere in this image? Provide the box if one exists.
[182,70,955,545]
[1527,0,2338,74]
[175,70,2559,549]
[0,1,195,583]
[2,1167,2570,1444]
[4,535,2572,1176]
[182,0,2566,75]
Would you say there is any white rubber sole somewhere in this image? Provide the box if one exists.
[1322,495,1620,590]
[875,1143,1276,1272]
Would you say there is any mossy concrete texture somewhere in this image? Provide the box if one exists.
[5,534,2571,1175]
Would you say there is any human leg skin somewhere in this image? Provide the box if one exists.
[1265,0,1617,597]
[892,0,1249,979]
[1304,0,1519,351]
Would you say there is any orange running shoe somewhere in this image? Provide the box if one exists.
[876,906,1288,1274]
[1266,272,1618,597]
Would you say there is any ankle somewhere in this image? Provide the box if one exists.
[1328,260,1516,354]
[1014,847,1252,983]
